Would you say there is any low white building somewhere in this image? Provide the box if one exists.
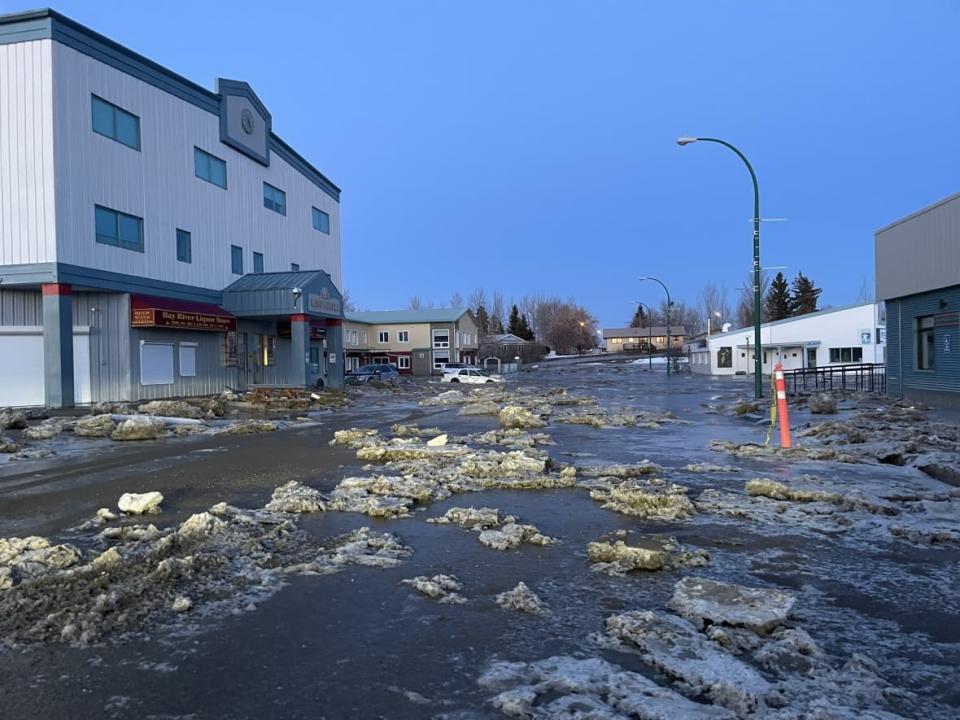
[685,303,885,376]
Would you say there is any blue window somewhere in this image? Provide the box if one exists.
[176,229,192,263]
[263,183,286,215]
[312,207,330,234]
[290,263,300,272]
[253,252,264,274]
[231,245,243,275]
[91,95,140,150]
[95,205,143,252]
[194,148,227,189]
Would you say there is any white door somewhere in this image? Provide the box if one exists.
[0,329,91,406]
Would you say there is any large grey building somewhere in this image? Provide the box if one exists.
[875,192,960,408]
[0,9,344,407]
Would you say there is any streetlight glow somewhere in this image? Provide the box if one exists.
[676,136,698,146]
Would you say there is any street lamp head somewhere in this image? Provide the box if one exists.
[676,136,698,147]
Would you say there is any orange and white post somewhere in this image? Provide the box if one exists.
[773,362,792,448]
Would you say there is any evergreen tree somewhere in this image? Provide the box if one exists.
[507,304,523,336]
[517,313,535,341]
[475,303,490,335]
[764,272,792,321]
[790,272,822,316]
[629,305,647,328]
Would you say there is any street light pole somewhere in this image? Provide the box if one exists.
[678,136,762,399]
[639,277,671,376]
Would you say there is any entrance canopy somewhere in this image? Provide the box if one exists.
[222,270,343,320]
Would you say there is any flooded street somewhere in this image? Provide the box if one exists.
[1,360,958,719]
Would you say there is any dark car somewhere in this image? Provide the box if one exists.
[346,363,400,385]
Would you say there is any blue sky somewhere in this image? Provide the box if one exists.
[13,1,959,327]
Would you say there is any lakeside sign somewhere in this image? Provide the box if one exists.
[132,307,236,332]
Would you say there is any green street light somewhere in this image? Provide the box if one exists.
[678,136,763,399]
[639,276,671,376]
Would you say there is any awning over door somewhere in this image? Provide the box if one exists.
[221,270,343,320]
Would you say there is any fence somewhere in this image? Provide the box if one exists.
[781,363,886,395]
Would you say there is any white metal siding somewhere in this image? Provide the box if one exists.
[0,39,56,265]
[51,42,342,290]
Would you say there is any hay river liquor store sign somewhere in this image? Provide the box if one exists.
[131,308,236,332]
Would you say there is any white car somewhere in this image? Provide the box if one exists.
[441,368,503,384]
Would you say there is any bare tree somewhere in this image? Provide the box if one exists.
[468,288,487,312]
[490,291,506,333]
[408,295,423,310]
[697,282,731,334]
[735,271,770,328]
[544,302,599,355]
[341,288,356,312]
[450,291,465,308]
[855,275,873,304]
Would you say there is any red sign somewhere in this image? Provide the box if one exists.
[131,307,236,332]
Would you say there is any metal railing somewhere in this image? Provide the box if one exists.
[781,363,886,395]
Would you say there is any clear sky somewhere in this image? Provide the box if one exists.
[12,1,959,327]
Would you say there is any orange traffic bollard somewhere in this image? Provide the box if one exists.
[773,362,792,448]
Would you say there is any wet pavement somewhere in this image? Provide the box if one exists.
[1,361,959,719]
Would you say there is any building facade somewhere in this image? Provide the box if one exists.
[876,192,960,408]
[0,10,344,406]
[603,326,687,353]
[343,309,479,376]
[684,304,885,376]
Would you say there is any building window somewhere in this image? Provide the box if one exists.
[433,351,450,370]
[91,95,140,150]
[263,183,286,215]
[398,356,411,370]
[253,252,264,274]
[176,229,191,263]
[917,315,935,370]
[179,342,197,377]
[462,332,472,345]
[717,346,732,368]
[378,331,389,343]
[349,330,359,345]
[397,331,409,343]
[291,263,300,272]
[829,347,864,364]
[432,329,450,348]
[95,205,143,252]
[140,342,174,385]
[231,245,243,275]
[194,147,226,189]
[312,207,330,233]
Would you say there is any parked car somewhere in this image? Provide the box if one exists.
[441,368,503,384]
[346,363,400,385]
[441,362,468,374]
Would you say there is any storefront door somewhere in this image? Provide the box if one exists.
[309,345,323,386]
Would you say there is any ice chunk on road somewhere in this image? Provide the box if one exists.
[118,491,164,515]
[668,576,795,632]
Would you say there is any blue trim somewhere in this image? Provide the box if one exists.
[56,264,224,304]
[0,262,58,285]
[0,9,340,201]
[0,14,52,45]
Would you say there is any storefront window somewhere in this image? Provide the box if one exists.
[917,315,935,370]
[261,336,276,366]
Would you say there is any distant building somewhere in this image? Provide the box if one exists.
[876,192,960,408]
[684,304,885,376]
[343,309,479,375]
[603,327,687,353]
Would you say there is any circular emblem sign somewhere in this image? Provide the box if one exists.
[240,108,255,135]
